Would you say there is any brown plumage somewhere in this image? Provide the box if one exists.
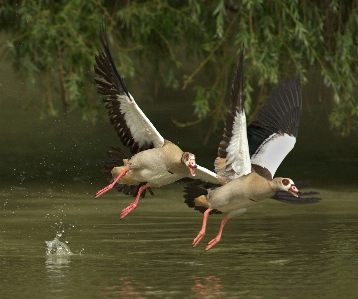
[184,51,321,250]
[94,25,219,219]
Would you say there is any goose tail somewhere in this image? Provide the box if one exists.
[103,147,153,198]
[184,184,221,214]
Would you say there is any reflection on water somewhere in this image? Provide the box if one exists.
[45,254,72,298]
[46,254,71,268]
[100,277,147,299]
[191,276,225,298]
[100,275,227,299]
[1,185,358,299]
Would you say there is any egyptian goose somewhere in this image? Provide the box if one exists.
[184,51,321,250]
[94,27,219,219]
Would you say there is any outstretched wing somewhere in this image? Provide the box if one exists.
[247,76,302,179]
[271,181,322,204]
[272,190,322,204]
[215,51,251,183]
[194,165,221,185]
[181,164,221,187]
[94,25,164,154]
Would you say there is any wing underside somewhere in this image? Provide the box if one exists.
[94,26,164,154]
[215,51,251,183]
[248,76,302,177]
[194,165,221,185]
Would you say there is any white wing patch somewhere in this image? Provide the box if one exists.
[250,133,296,177]
[119,93,165,148]
[193,165,221,185]
[225,110,251,180]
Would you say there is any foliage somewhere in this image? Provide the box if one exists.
[0,0,357,135]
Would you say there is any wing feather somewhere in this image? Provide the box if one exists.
[94,25,164,154]
[215,51,251,182]
[194,165,221,185]
[248,76,302,177]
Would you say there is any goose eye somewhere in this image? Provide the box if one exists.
[282,179,290,186]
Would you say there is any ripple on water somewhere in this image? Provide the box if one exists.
[45,238,72,256]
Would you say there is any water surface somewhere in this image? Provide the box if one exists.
[1,184,358,299]
[1,48,358,299]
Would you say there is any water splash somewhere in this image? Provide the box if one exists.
[45,237,72,256]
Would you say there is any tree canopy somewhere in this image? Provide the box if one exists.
[0,0,357,136]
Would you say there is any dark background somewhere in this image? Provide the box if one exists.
[1,57,357,191]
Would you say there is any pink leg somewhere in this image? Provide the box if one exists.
[192,209,211,247]
[120,185,148,219]
[95,168,130,198]
[205,216,229,251]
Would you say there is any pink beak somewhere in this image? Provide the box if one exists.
[288,185,299,197]
[189,159,197,176]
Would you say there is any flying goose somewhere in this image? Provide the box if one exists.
[94,27,219,219]
[184,51,321,250]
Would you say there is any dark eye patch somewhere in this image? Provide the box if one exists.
[282,179,290,186]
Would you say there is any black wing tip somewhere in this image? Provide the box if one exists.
[271,180,322,204]
[249,74,302,139]
[95,23,131,99]
[218,50,245,159]
[99,22,108,48]
[101,147,137,198]
[271,191,322,204]
[286,75,301,89]
[102,148,153,198]
[115,182,153,198]
[230,49,244,112]
[183,184,222,215]
[103,147,129,178]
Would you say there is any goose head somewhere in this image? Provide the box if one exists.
[272,177,299,197]
[181,152,197,176]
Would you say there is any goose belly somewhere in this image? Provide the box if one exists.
[128,147,186,187]
[217,197,257,213]
[208,179,258,212]
[131,168,183,187]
